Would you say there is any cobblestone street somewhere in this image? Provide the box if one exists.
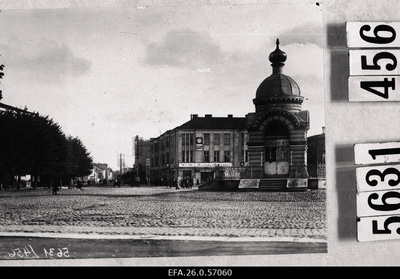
[0,186,326,241]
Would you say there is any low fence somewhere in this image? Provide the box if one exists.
[307,163,326,178]
[213,164,326,180]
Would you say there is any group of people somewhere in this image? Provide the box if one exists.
[52,178,83,195]
[170,176,193,190]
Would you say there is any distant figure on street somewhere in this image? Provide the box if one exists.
[113,177,121,188]
[76,179,82,190]
[176,176,182,190]
[51,179,58,195]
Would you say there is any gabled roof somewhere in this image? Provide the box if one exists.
[93,163,108,170]
[176,116,247,130]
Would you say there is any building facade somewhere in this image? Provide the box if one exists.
[85,163,113,184]
[307,128,326,178]
[133,136,151,183]
[149,114,248,186]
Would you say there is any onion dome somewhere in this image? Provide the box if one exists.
[253,39,303,112]
[255,39,301,99]
[269,38,287,73]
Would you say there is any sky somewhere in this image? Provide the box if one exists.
[0,3,325,170]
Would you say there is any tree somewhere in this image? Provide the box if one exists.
[0,109,95,188]
[0,109,69,188]
[65,136,93,180]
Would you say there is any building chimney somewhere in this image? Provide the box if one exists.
[191,114,198,119]
[322,126,325,134]
[205,114,212,118]
[227,114,233,118]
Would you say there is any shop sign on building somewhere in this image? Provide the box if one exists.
[178,162,232,168]
[195,137,203,150]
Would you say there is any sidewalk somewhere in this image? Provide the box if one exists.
[0,224,327,243]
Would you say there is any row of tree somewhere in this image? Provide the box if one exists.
[0,109,93,189]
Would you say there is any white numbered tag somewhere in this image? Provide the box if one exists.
[347,22,400,48]
[349,49,400,76]
[354,142,400,165]
[356,164,400,192]
[357,190,400,217]
[348,76,399,102]
[358,215,400,241]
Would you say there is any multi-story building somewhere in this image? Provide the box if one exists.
[305,127,326,189]
[149,114,248,186]
[133,136,151,183]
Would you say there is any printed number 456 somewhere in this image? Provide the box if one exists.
[359,24,397,99]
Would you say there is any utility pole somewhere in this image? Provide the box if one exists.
[136,135,139,178]
[0,63,4,101]
[119,153,122,175]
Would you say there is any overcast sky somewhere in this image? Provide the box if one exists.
[0,3,324,170]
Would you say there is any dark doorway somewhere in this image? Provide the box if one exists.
[264,121,290,176]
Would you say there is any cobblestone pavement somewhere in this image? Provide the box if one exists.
[0,186,327,241]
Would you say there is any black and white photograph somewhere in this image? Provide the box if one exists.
[0,1,327,265]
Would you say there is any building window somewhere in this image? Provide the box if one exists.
[245,150,249,162]
[214,134,220,145]
[182,134,186,146]
[214,151,220,162]
[182,133,194,163]
[182,134,194,147]
[182,150,193,163]
[204,133,210,145]
[224,151,231,162]
[223,133,231,145]
[204,151,210,162]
